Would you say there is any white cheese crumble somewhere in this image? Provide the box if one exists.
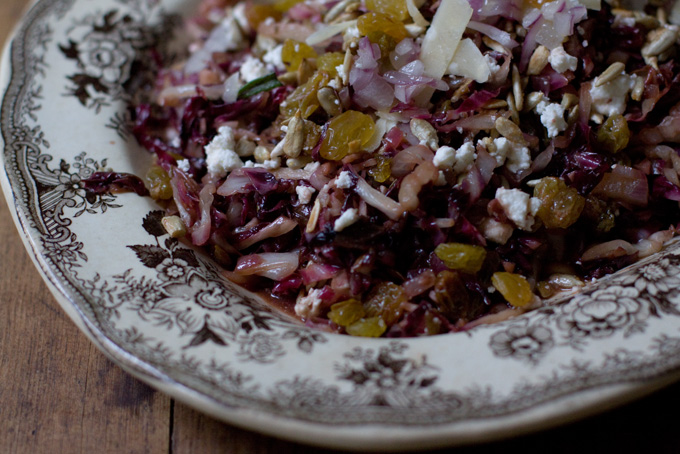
[221,16,247,52]
[239,55,270,83]
[304,161,321,173]
[536,100,568,138]
[485,54,502,77]
[294,288,324,319]
[590,73,636,117]
[176,159,191,173]
[262,44,285,71]
[548,46,578,73]
[453,141,477,173]
[492,138,531,173]
[296,185,316,204]
[232,3,251,33]
[335,171,353,189]
[433,146,456,169]
[334,208,359,232]
[495,187,541,231]
[205,126,242,177]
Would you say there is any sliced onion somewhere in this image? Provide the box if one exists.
[235,216,297,250]
[592,165,649,207]
[581,239,636,262]
[391,145,434,177]
[217,169,251,196]
[191,183,216,246]
[300,262,341,285]
[235,252,300,281]
[467,21,518,49]
[355,177,404,220]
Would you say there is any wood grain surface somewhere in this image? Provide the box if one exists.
[2,1,680,453]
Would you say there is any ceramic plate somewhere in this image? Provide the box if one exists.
[4,0,680,450]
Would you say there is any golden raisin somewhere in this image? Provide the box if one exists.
[244,4,282,28]
[346,316,387,337]
[533,177,585,229]
[357,12,408,43]
[597,114,630,154]
[145,165,173,200]
[366,0,409,21]
[328,299,365,327]
[281,71,330,119]
[491,272,533,307]
[319,110,376,161]
[281,39,317,72]
[363,282,406,325]
[434,243,487,274]
[316,52,345,78]
[368,155,392,183]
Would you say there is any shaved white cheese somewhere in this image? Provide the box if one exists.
[305,20,356,46]
[417,0,472,105]
[406,0,429,27]
[446,38,490,83]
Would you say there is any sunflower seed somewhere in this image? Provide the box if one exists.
[283,111,305,158]
[561,93,579,110]
[324,0,358,23]
[524,91,544,112]
[507,92,520,124]
[306,199,321,233]
[632,75,645,101]
[484,99,508,109]
[162,216,186,238]
[410,118,439,150]
[512,64,524,111]
[495,117,526,145]
[482,36,507,54]
[642,25,679,57]
[527,45,550,76]
[594,62,626,87]
[317,87,343,117]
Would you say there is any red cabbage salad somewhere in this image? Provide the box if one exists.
[109,0,680,337]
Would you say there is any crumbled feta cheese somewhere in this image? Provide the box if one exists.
[205,126,242,177]
[436,170,447,186]
[495,187,540,231]
[548,46,578,73]
[176,159,191,173]
[485,54,502,77]
[344,25,360,40]
[263,158,281,169]
[232,3,251,33]
[221,16,247,52]
[335,170,353,189]
[294,288,324,319]
[262,44,285,71]
[433,146,456,169]
[239,55,269,83]
[334,208,359,232]
[296,185,316,204]
[536,100,568,138]
[479,217,513,245]
[493,138,532,174]
[454,141,477,174]
[590,73,636,117]
[304,161,321,173]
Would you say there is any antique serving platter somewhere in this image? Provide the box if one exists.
[4,0,680,450]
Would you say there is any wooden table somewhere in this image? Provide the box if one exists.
[2,1,680,452]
